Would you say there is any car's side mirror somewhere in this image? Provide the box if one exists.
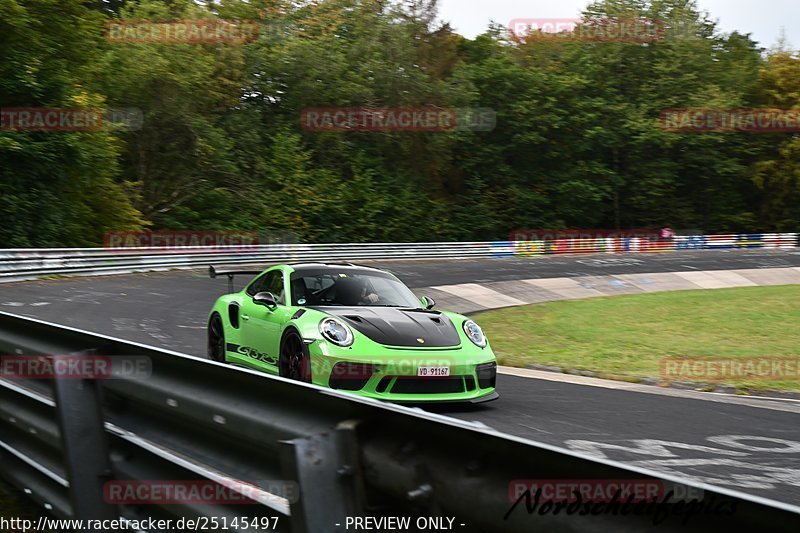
[253,291,278,310]
[421,296,436,310]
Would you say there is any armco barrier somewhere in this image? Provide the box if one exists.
[1,312,800,531]
[0,234,796,283]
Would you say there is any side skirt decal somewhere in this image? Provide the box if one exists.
[226,343,278,366]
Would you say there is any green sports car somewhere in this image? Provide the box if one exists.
[207,263,498,403]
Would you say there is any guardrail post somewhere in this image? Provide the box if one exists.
[280,420,365,533]
[52,350,118,520]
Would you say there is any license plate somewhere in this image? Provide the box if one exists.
[417,366,450,377]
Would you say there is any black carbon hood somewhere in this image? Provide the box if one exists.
[313,307,461,348]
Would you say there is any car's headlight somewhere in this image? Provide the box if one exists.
[319,317,354,347]
[463,320,487,348]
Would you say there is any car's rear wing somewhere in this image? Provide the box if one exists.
[209,265,262,293]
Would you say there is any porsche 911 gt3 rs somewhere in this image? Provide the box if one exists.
[207,263,498,403]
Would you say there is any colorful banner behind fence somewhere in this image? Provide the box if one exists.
[493,234,797,258]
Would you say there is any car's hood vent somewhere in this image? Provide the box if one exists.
[313,307,461,348]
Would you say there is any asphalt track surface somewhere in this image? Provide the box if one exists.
[2,249,800,506]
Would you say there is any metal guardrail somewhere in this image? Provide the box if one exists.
[0,234,796,283]
[1,312,800,531]
[0,242,495,282]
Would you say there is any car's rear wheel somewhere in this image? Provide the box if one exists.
[280,331,311,383]
[208,314,226,363]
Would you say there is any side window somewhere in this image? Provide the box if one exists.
[246,273,269,297]
[266,271,285,305]
[246,270,285,303]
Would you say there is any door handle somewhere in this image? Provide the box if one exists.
[241,315,250,321]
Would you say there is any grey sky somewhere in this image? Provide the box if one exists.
[437,0,800,49]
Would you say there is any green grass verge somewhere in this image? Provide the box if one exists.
[474,285,800,392]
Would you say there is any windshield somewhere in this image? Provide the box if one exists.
[290,270,422,308]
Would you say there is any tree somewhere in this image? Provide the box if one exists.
[752,51,800,231]
[0,0,143,247]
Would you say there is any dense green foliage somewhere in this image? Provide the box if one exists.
[1,0,798,246]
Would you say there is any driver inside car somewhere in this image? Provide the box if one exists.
[335,276,380,305]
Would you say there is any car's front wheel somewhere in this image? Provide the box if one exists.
[279,330,311,383]
[208,313,226,363]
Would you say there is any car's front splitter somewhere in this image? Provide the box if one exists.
[388,390,500,405]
